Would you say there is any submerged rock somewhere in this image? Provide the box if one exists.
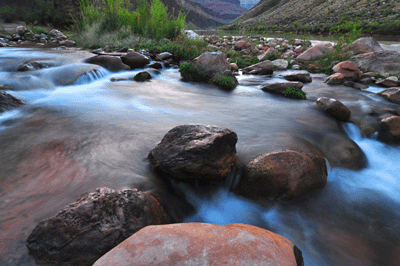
[316,97,351,121]
[133,71,152,81]
[121,51,150,69]
[0,91,25,112]
[148,124,237,181]
[378,116,400,143]
[261,81,304,95]
[236,150,327,200]
[17,61,49,72]
[26,187,171,266]
[85,55,130,72]
[93,223,303,266]
[280,71,312,83]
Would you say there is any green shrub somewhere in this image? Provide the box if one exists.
[282,86,307,99]
[179,62,207,81]
[213,76,237,90]
[235,56,259,69]
[32,27,50,35]
[0,5,18,23]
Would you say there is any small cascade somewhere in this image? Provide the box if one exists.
[73,68,110,85]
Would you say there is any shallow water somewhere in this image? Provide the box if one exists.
[0,47,400,265]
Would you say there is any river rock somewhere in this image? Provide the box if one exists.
[16,26,28,36]
[316,97,351,121]
[93,223,303,266]
[148,124,237,181]
[378,116,400,143]
[272,59,288,70]
[0,91,25,112]
[332,61,362,81]
[17,61,49,71]
[324,73,345,85]
[85,55,130,72]
[242,60,274,75]
[343,81,368,90]
[261,81,304,95]
[296,42,333,61]
[235,40,250,50]
[156,52,173,61]
[191,51,231,79]
[236,150,327,200]
[50,29,68,41]
[350,50,400,77]
[375,77,400,87]
[121,51,150,69]
[59,40,76,47]
[147,62,162,69]
[26,187,171,266]
[133,71,152,81]
[378,88,400,104]
[348,37,383,55]
[280,71,312,83]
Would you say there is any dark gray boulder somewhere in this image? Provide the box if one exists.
[84,55,130,72]
[0,91,25,112]
[121,51,150,69]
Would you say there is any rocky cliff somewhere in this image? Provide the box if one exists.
[199,0,247,22]
[230,0,400,33]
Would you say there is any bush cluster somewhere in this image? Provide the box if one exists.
[179,62,207,81]
[282,87,307,100]
[213,76,237,90]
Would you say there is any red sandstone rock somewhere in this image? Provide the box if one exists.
[378,88,400,104]
[324,73,345,85]
[242,60,274,75]
[316,97,352,121]
[332,61,362,81]
[296,42,333,61]
[348,37,383,55]
[93,223,303,266]
[236,150,327,200]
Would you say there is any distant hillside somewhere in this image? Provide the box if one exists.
[192,0,247,22]
[0,0,225,28]
[229,0,400,34]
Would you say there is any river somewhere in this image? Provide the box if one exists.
[0,46,400,265]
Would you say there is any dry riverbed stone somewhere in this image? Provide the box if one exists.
[93,223,303,266]
[236,150,327,200]
[148,124,237,181]
[26,187,171,266]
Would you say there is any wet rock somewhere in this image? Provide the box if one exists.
[316,97,351,121]
[148,124,237,181]
[26,187,171,266]
[0,91,25,112]
[191,51,231,79]
[324,73,345,85]
[147,62,162,69]
[378,88,400,104]
[121,51,150,69]
[296,42,333,61]
[50,29,68,41]
[84,55,130,72]
[272,59,288,70]
[375,77,400,87]
[133,71,152,81]
[350,50,400,77]
[378,116,400,143]
[110,77,130,82]
[242,60,274,75]
[332,61,362,81]
[348,37,383,55]
[17,61,49,72]
[280,71,312,83]
[58,40,76,47]
[236,150,327,200]
[93,223,302,266]
[261,81,304,95]
[343,81,368,90]
[156,52,173,61]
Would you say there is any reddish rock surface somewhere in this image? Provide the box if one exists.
[350,50,400,77]
[93,223,303,266]
[316,97,352,121]
[280,71,312,83]
[242,60,274,75]
[378,88,400,104]
[236,150,327,200]
[324,73,345,85]
[85,55,131,72]
[234,40,250,50]
[332,61,362,81]
[191,51,231,79]
[348,37,383,55]
[148,124,237,181]
[378,115,400,143]
[26,187,171,266]
[296,42,333,61]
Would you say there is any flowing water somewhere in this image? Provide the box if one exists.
[0,47,400,265]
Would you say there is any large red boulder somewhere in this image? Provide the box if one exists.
[348,37,383,55]
[316,97,352,121]
[93,223,303,266]
[148,124,238,181]
[332,61,362,81]
[242,60,274,75]
[350,50,400,77]
[296,42,333,61]
[235,150,327,200]
[26,187,171,266]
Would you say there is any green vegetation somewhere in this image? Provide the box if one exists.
[0,5,18,23]
[179,62,207,81]
[282,86,307,100]
[23,0,68,29]
[213,76,237,90]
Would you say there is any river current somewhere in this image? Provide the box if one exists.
[0,47,400,265]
